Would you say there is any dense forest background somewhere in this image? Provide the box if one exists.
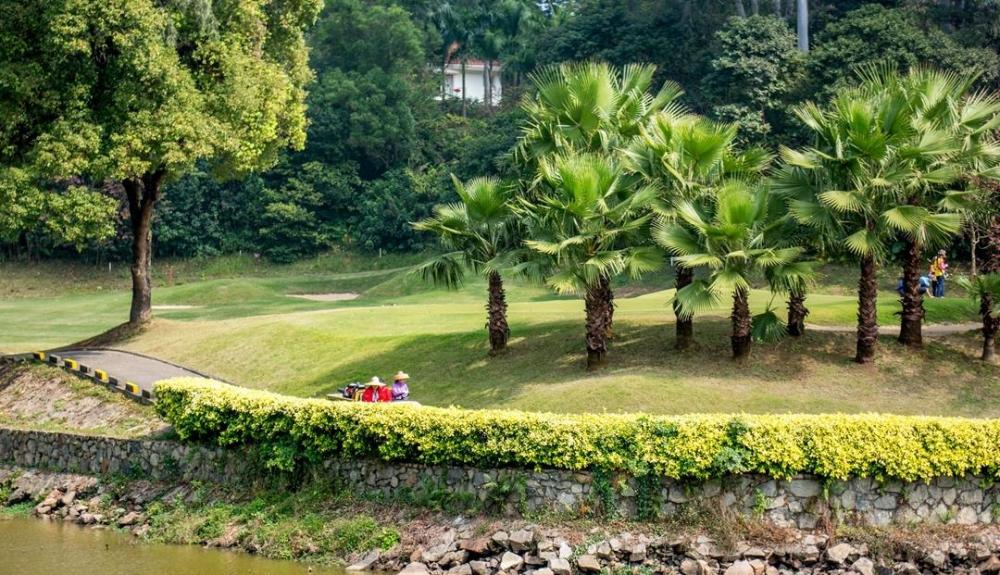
[7,0,1000,264]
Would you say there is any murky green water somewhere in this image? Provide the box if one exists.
[0,517,346,575]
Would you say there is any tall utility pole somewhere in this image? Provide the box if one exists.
[796,0,809,52]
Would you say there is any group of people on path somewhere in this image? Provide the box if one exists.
[897,250,949,298]
[342,371,411,402]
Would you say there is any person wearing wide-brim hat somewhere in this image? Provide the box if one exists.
[391,371,410,401]
[361,376,392,402]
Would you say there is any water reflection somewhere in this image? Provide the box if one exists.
[0,517,346,575]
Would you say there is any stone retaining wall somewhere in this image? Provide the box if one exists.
[1,426,996,526]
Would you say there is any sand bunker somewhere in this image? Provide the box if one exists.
[289,292,360,302]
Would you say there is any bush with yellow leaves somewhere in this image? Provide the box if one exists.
[155,378,1000,480]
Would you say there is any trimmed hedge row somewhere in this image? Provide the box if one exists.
[155,378,1000,481]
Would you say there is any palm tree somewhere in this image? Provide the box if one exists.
[624,109,768,348]
[520,153,662,369]
[517,62,682,165]
[855,66,1000,347]
[955,274,1000,362]
[774,88,962,364]
[654,181,808,358]
[413,176,523,355]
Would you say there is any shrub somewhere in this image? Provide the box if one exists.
[155,378,1000,482]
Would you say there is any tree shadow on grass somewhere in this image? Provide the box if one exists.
[294,316,1000,414]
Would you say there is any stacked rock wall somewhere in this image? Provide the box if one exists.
[1,427,996,526]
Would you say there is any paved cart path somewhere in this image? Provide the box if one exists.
[805,322,981,336]
[53,349,207,394]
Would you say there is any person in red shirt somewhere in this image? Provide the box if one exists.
[360,376,392,402]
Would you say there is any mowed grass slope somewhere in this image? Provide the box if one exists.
[1,257,995,417]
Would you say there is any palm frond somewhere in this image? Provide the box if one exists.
[412,252,467,289]
[672,279,720,319]
[751,309,788,343]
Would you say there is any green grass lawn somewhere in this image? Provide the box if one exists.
[1,255,994,417]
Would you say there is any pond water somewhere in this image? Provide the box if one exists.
[0,516,346,575]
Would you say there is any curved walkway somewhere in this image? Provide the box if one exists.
[51,349,209,396]
[805,322,981,336]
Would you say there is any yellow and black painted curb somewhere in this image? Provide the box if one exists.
[29,352,154,405]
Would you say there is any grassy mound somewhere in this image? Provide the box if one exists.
[1,254,995,417]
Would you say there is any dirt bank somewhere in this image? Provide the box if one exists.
[0,363,168,438]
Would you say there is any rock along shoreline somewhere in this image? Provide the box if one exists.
[3,465,1000,575]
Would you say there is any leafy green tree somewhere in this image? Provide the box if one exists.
[774,86,962,364]
[701,15,805,145]
[521,153,662,369]
[625,109,768,348]
[258,171,331,264]
[807,5,999,100]
[955,274,1000,362]
[311,0,427,75]
[0,0,322,326]
[357,167,454,252]
[305,0,434,178]
[0,169,117,256]
[655,181,809,359]
[155,171,267,258]
[414,176,524,354]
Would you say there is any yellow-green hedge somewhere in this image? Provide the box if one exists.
[155,378,1000,481]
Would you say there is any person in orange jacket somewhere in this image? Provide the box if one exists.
[360,376,392,402]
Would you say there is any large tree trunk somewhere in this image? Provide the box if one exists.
[898,238,924,347]
[787,291,809,337]
[731,287,752,359]
[981,295,998,362]
[733,0,746,17]
[585,275,614,370]
[855,254,879,364]
[486,270,509,355]
[123,171,164,327]
[674,264,694,349]
[796,0,809,52]
[749,0,759,15]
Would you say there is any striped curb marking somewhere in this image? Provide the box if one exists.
[30,351,153,404]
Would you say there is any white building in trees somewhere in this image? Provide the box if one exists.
[441,59,502,105]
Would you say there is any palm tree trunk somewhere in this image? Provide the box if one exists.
[855,254,879,364]
[981,295,998,362]
[461,58,467,117]
[787,291,808,337]
[123,171,164,327]
[674,264,693,349]
[898,238,924,347]
[487,270,509,355]
[441,55,449,101]
[486,60,494,112]
[585,275,614,370]
[731,287,752,359]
